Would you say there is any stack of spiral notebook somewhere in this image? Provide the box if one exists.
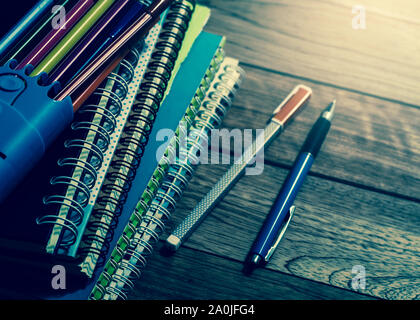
[0,0,244,300]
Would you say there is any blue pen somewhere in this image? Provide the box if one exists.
[0,0,54,58]
[246,100,336,269]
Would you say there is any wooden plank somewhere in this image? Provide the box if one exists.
[165,163,420,300]
[129,244,373,300]
[198,0,420,106]
[217,64,420,200]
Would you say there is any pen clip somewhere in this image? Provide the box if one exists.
[264,205,296,262]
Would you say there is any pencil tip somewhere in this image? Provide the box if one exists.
[322,100,336,121]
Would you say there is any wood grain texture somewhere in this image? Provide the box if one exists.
[128,244,373,300]
[220,65,420,200]
[165,163,420,300]
[198,0,420,106]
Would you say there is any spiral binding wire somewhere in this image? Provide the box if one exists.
[78,0,196,268]
[36,48,140,252]
[135,48,224,225]
[89,47,224,287]
[93,58,245,300]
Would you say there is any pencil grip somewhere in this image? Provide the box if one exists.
[0,60,73,203]
[300,117,331,158]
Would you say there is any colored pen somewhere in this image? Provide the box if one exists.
[17,0,95,69]
[0,0,76,65]
[246,100,336,270]
[71,47,129,111]
[50,0,147,87]
[31,0,116,76]
[55,0,173,102]
[0,0,54,58]
[165,85,313,252]
[72,39,145,111]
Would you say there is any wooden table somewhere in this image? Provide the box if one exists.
[129,0,420,300]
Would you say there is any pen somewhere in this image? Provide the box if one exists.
[0,0,54,58]
[71,40,145,111]
[17,0,95,69]
[71,47,128,111]
[0,0,76,65]
[50,0,147,87]
[31,0,116,76]
[165,84,313,252]
[246,99,336,270]
[55,0,173,102]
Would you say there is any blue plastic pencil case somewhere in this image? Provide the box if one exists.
[0,60,73,203]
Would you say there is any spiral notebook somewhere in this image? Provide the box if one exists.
[91,57,244,300]
[37,0,209,261]
[0,24,161,286]
[76,1,211,276]
[36,21,164,259]
[58,31,232,300]
[80,29,226,275]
